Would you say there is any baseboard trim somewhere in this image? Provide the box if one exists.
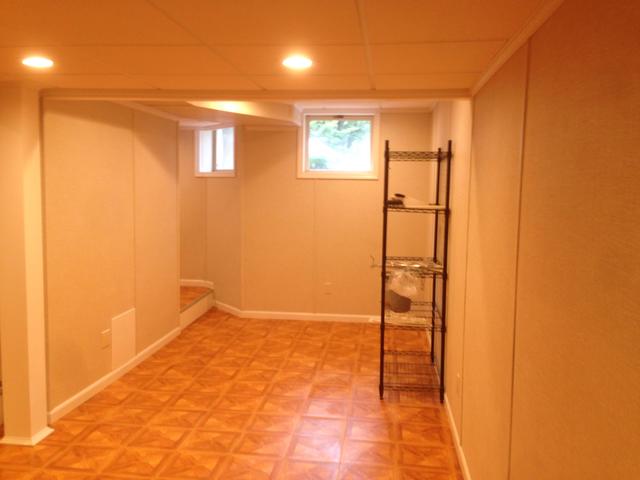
[48,327,181,423]
[0,426,54,446]
[180,293,214,328]
[180,278,214,289]
[215,301,375,323]
[444,394,472,480]
[215,301,242,317]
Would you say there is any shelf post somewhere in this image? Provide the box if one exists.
[379,140,391,399]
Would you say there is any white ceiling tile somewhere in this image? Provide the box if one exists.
[29,74,157,89]
[150,0,362,46]
[138,75,261,90]
[92,46,239,75]
[250,75,371,91]
[216,45,369,75]
[371,41,505,74]
[363,0,545,43]
[0,0,197,46]
[375,73,479,90]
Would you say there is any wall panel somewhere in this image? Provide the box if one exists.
[510,1,640,478]
[241,129,315,312]
[204,130,243,308]
[43,100,135,407]
[463,46,528,480]
[178,129,207,280]
[133,111,179,351]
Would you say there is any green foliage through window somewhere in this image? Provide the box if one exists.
[306,117,373,173]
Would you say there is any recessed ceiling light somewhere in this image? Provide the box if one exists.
[282,54,312,70]
[21,56,54,69]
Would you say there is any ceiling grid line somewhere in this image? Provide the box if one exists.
[355,0,377,90]
[143,0,265,91]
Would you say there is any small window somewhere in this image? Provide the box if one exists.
[299,113,379,179]
[196,127,235,177]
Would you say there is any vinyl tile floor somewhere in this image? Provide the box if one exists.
[0,309,463,479]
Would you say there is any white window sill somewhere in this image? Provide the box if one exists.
[195,171,236,178]
[297,171,378,180]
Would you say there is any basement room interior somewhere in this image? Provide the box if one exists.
[0,1,638,479]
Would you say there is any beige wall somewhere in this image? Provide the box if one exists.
[179,113,433,315]
[241,128,316,312]
[464,45,529,480]
[43,100,136,408]
[0,85,49,439]
[133,111,179,351]
[204,156,243,308]
[431,100,472,432]
[457,0,640,479]
[178,129,206,280]
[509,1,640,478]
[43,100,179,408]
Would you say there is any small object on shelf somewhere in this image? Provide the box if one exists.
[387,193,405,206]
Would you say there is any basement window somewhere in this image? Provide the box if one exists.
[299,113,379,179]
[196,127,235,177]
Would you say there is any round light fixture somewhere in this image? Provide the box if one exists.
[21,56,54,69]
[282,54,312,70]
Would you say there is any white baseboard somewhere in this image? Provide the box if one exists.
[445,394,472,480]
[180,278,214,289]
[216,301,242,317]
[180,292,214,328]
[215,301,375,323]
[48,327,181,423]
[0,426,54,446]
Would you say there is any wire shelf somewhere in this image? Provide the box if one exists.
[384,306,442,331]
[387,204,447,213]
[379,140,451,402]
[383,352,440,391]
[386,256,444,277]
[389,151,440,162]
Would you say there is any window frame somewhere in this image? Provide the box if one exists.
[194,125,236,178]
[297,111,380,180]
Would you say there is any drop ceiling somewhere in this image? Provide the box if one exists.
[1,0,553,95]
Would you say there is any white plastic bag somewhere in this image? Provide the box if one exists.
[388,270,419,298]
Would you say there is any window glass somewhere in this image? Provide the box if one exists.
[198,129,213,173]
[196,127,235,176]
[216,127,235,171]
[301,115,376,178]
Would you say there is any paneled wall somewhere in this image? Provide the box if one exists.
[178,129,207,281]
[455,0,640,478]
[133,111,179,351]
[43,100,179,409]
[509,1,640,478]
[178,113,433,316]
[431,100,472,432]
[464,46,529,480]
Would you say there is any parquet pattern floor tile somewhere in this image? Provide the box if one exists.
[0,309,463,479]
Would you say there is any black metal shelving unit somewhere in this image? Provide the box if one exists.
[378,140,452,402]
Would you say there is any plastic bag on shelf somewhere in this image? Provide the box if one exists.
[388,270,419,297]
[387,270,419,313]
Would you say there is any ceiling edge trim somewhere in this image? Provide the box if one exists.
[471,0,565,95]
[39,88,470,101]
[116,101,182,122]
